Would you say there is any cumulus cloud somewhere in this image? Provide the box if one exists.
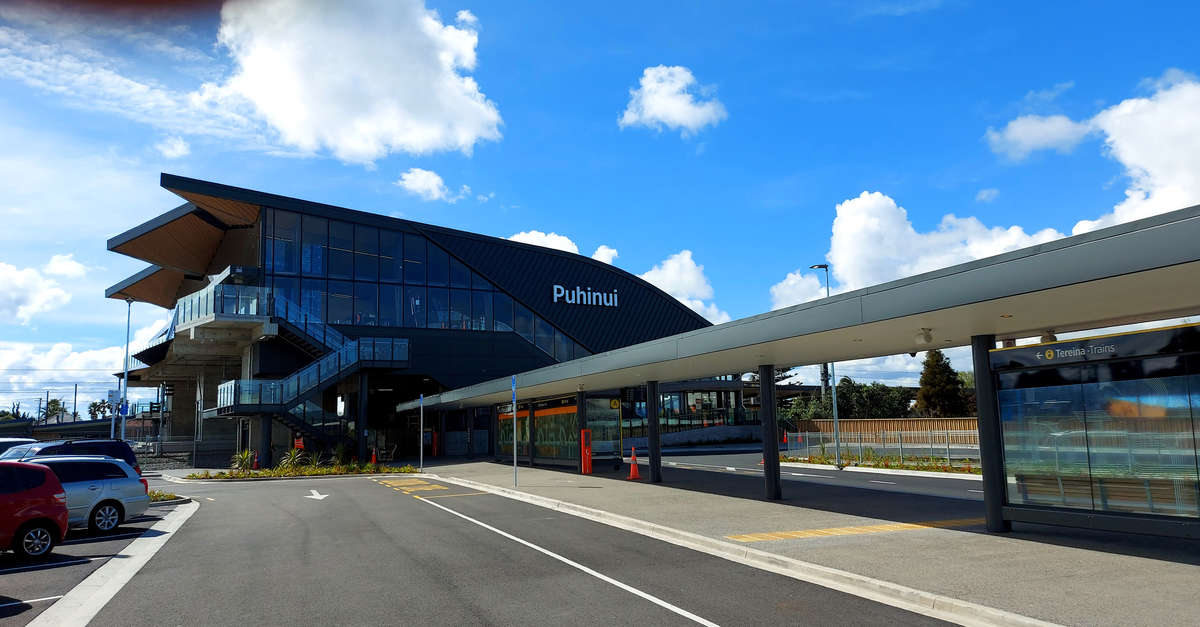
[591,245,618,264]
[0,261,72,324]
[769,270,826,310]
[154,135,190,159]
[507,230,580,253]
[975,188,999,203]
[640,250,730,323]
[395,168,471,203]
[985,114,1091,161]
[208,0,502,163]
[826,191,1063,290]
[1023,81,1074,106]
[619,65,727,137]
[0,1,502,164]
[42,254,88,279]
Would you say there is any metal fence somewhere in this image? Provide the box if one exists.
[785,430,980,464]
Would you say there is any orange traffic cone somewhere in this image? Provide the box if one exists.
[783,432,788,444]
[370,448,377,465]
[252,451,260,470]
[627,447,641,480]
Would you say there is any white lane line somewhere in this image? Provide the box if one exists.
[416,496,719,627]
[790,473,835,479]
[29,501,200,627]
[0,559,91,575]
[724,466,737,471]
[967,489,983,493]
[0,596,63,609]
[868,480,897,485]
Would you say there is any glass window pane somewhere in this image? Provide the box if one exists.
[427,245,449,287]
[273,277,299,307]
[554,329,570,361]
[380,230,403,282]
[301,215,327,276]
[262,208,274,270]
[535,316,554,354]
[327,281,353,325]
[354,282,378,326]
[449,257,470,288]
[427,288,449,329]
[449,289,470,330]
[328,222,354,279]
[472,291,491,331]
[471,271,492,291]
[403,233,425,284]
[514,302,533,342]
[272,210,300,274]
[379,284,401,327]
[301,279,325,320]
[355,225,378,281]
[493,292,513,332]
[403,286,426,328]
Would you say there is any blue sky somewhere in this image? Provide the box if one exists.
[2,0,1199,409]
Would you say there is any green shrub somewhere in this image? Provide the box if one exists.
[277,448,307,470]
[231,449,254,471]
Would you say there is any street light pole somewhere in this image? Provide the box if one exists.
[120,298,132,441]
[810,264,842,469]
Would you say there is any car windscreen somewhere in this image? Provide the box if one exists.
[0,445,32,460]
[0,440,34,455]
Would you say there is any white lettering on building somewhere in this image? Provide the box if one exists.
[553,284,618,308]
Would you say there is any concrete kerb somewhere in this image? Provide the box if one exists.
[149,497,192,507]
[425,473,1057,627]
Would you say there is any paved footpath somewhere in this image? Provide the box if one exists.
[418,460,1200,627]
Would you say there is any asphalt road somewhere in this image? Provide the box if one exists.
[1,511,166,625]
[90,475,949,626]
[663,452,985,501]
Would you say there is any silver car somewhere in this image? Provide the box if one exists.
[32,456,150,532]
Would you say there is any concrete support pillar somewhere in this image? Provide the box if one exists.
[438,411,446,458]
[576,391,588,473]
[971,334,1011,533]
[489,406,497,457]
[646,380,662,483]
[258,415,273,468]
[758,364,782,500]
[357,374,368,462]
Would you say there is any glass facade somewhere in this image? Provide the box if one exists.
[997,354,1200,518]
[261,207,590,362]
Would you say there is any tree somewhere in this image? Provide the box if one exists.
[41,399,66,422]
[915,349,967,417]
[88,400,113,420]
[787,376,914,421]
[957,371,978,416]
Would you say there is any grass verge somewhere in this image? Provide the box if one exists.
[185,463,419,480]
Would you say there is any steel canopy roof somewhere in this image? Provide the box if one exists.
[399,202,1200,412]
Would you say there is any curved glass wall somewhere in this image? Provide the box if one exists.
[262,207,590,362]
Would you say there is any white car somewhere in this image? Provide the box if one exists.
[32,456,150,532]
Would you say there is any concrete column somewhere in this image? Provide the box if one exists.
[759,364,782,500]
[576,391,588,473]
[258,415,273,468]
[357,374,368,462]
[646,380,662,483]
[489,406,497,457]
[971,334,1011,533]
[437,411,446,457]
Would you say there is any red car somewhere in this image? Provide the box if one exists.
[0,461,70,559]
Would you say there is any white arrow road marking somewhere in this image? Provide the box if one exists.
[304,489,329,500]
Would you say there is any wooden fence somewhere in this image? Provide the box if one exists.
[796,418,979,433]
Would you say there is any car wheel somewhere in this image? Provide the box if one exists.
[14,523,55,559]
[89,502,123,533]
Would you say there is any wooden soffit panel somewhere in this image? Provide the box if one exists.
[107,267,184,309]
[167,189,260,226]
[112,213,224,275]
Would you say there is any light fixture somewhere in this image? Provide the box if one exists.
[914,328,933,345]
[1040,330,1058,343]
[1000,314,1013,319]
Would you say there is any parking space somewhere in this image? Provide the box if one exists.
[0,506,172,626]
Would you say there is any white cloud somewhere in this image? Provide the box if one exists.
[591,245,618,264]
[1023,81,1074,106]
[619,65,727,137]
[209,0,502,163]
[769,270,826,310]
[43,254,88,279]
[1072,72,1200,233]
[395,167,469,203]
[0,261,72,325]
[154,135,190,159]
[827,191,1064,290]
[507,230,580,253]
[455,10,478,25]
[640,250,730,323]
[975,188,999,203]
[476,192,494,203]
[985,114,1091,161]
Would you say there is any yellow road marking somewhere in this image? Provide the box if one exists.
[725,517,986,543]
[381,478,428,487]
[401,484,448,493]
[416,491,489,499]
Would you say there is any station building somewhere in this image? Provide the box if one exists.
[106,174,715,465]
